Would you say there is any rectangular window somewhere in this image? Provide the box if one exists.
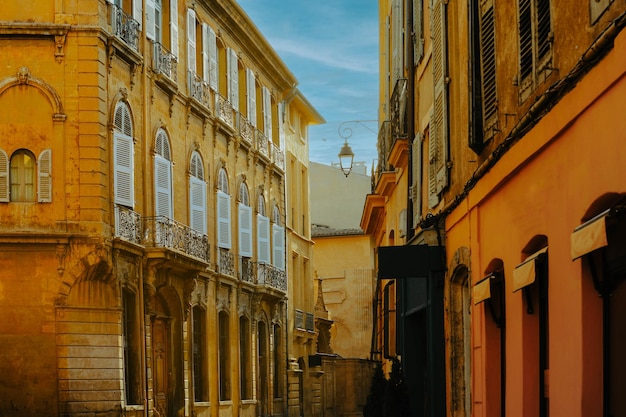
[518,0,552,101]
[123,289,142,405]
[219,311,231,401]
[383,282,396,358]
[193,306,208,402]
[239,317,251,399]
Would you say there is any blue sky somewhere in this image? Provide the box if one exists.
[236,0,379,169]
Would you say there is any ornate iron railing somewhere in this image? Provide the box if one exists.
[305,312,315,332]
[295,309,305,330]
[270,142,284,170]
[257,262,287,291]
[218,247,235,276]
[143,216,210,263]
[256,130,269,158]
[153,42,177,82]
[239,257,255,283]
[239,116,255,146]
[114,205,142,244]
[215,94,235,128]
[390,78,408,140]
[110,4,140,51]
[187,71,212,109]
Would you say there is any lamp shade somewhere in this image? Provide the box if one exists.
[338,140,354,177]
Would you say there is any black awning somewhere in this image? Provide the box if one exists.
[378,245,444,279]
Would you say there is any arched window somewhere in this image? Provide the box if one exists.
[113,102,134,207]
[238,182,252,257]
[192,305,207,402]
[10,150,35,202]
[189,151,206,234]
[216,168,231,249]
[272,206,285,270]
[154,129,172,218]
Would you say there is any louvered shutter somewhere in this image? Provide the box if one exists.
[227,48,239,111]
[272,224,285,271]
[133,0,142,29]
[411,134,422,224]
[0,149,8,202]
[37,149,52,203]
[202,23,210,82]
[189,176,206,234]
[429,0,448,208]
[155,155,172,218]
[518,0,532,81]
[146,0,155,40]
[480,0,497,131]
[246,69,256,126]
[238,203,252,257]
[114,133,134,207]
[217,190,231,249]
[413,0,424,63]
[207,25,218,91]
[187,9,196,73]
[391,0,403,81]
[170,0,178,57]
[262,87,272,140]
[278,102,285,147]
[257,214,270,264]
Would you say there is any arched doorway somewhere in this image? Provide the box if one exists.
[152,289,184,417]
[450,265,471,417]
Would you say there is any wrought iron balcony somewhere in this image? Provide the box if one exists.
[256,130,269,158]
[218,247,235,277]
[238,115,255,146]
[143,216,210,263]
[153,42,177,82]
[187,71,212,110]
[270,142,285,170]
[257,262,287,291]
[295,309,305,330]
[114,205,142,244]
[215,94,235,129]
[239,256,255,283]
[110,4,140,51]
[390,78,408,140]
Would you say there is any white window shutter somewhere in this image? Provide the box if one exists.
[257,214,270,264]
[202,23,210,82]
[133,0,142,29]
[227,48,239,112]
[187,8,196,73]
[278,101,285,148]
[411,134,422,224]
[262,87,272,140]
[37,149,52,203]
[207,25,218,91]
[189,176,206,234]
[429,0,448,207]
[246,68,256,126]
[154,155,172,218]
[217,190,231,249]
[272,224,285,271]
[238,203,252,257]
[146,0,156,40]
[0,149,8,202]
[114,133,134,207]
[170,0,178,57]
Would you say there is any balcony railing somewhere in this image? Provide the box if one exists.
[305,312,315,332]
[257,262,287,291]
[270,142,284,170]
[110,4,140,51]
[295,309,305,330]
[114,205,142,244]
[390,78,408,140]
[218,247,235,276]
[215,94,235,129]
[239,257,255,283]
[187,71,212,110]
[143,216,210,263]
[256,130,269,158]
[153,42,177,82]
[239,115,255,146]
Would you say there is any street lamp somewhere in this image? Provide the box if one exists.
[338,139,354,177]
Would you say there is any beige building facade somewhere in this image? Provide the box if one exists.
[0,1,322,417]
